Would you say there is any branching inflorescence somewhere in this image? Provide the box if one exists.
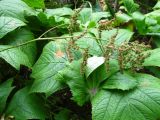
[67,3,87,62]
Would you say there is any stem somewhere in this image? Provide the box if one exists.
[38,24,66,38]
[0,36,100,52]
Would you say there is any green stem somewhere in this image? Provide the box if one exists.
[0,36,100,52]
[38,24,66,38]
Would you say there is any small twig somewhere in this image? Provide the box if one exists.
[38,24,66,38]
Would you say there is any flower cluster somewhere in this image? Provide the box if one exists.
[117,41,151,72]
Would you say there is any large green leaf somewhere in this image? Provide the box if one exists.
[92,73,160,120]
[4,28,37,65]
[0,45,31,70]
[6,87,46,120]
[30,41,67,94]
[0,16,26,39]
[23,0,45,9]
[143,48,160,67]
[0,0,35,21]
[0,79,14,114]
[103,71,138,90]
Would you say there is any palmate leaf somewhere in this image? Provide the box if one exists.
[92,73,160,120]
[3,28,37,65]
[0,45,31,70]
[103,71,138,90]
[0,79,14,114]
[30,41,68,95]
[0,16,26,39]
[5,87,46,120]
[143,48,160,67]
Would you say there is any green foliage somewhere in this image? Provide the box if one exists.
[3,28,37,65]
[92,73,160,120]
[153,1,160,10]
[143,48,160,67]
[0,17,26,39]
[30,41,67,94]
[0,0,35,21]
[5,87,46,120]
[1,0,160,120]
[103,71,138,90]
[0,79,14,114]
[0,45,31,70]
[122,0,139,13]
[22,0,45,9]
